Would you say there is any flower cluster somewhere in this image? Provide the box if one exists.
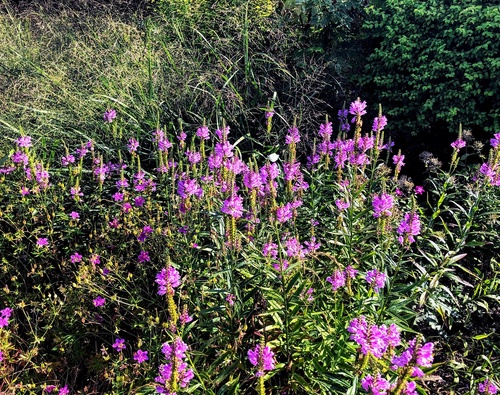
[326,266,357,291]
[248,343,276,377]
[0,307,13,328]
[349,318,434,395]
[372,193,395,218]
[155,337,194,394]
[391,338,434,378]
[348,316,401,359]
[365,269,387,293]
[155,266,181,296]
[397,213,421,245]
[479,379,498,394]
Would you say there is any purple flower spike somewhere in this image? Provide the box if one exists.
[16,136,32,148]
[451,139,466,150]
[366,269,387,293]
[326,270,346,291]
[248,344,275,377]
[155,266,181,296]
[372,193,394,218]
[221,194,244,218]
[349,98,367,122]
[479,379,498,394]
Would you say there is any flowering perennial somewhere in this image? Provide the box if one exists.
[155,337,194,394]
[248,343,275,377]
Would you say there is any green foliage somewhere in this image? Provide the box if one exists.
[0,100,499,393]
[360,0,500,135]
[285,0,368,39]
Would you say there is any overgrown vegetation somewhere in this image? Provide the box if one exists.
[0,1,499,394]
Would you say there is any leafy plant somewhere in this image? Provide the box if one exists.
[359,0,500,136]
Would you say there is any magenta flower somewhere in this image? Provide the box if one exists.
[109,218,120,228]
[414,186,425,195]
[326,270,346,291]
[36,238,49,248]
[179,309,193,325]
[247,344,275,377]
[16,135,32,148]
[372,115,388,132]
[196,125,210,140]
[133,349,149,364]
[138,250,150,263]
[214,141,234,159]
[284,236,305,259]
[70,252,82,264]
[451,139,466,150]
[59,385,70,395]
[93,296,106,307]
[348,316,391,359]
[215,125,230,140]
[276,203,293,223]
[177,178,203,199]
[335,199,350,211]
[127,138,139,153]
[349,98,367,122]
[186,150,202,164]
[372,193,394,218]
[61,154,75,166]
[69,211,80,220]
[11,151,28,165]
[89,254,100,265]
[138,225,154,243]
[397,212,421,245]
[134,196,145,207]
[113,192,124,202]
[403,381,417,395]
[304,236,321,253]
[318,121,333,138]
[490,133,500,148]
[393,153,405,168]
[285,126,301,144]
[361,373,391,395]
[177,131,187,142]
[156,337,194,392]
[479,379,498,394]
[0,307,13,328]
[112,338,126,352]
[226,294,236,306]
[0,350,3,361]
[44,385,56,393]
[262,242,278,260]
[346,265,358,278]
[391,337,434,379]
[103,109,117,123]
[416,341,434,367]
[70,186,83,200]
[221,194,244,218]
[155,266,181,296]
[366,269,386,292]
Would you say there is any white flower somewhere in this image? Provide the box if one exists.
[268,153,279,163]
